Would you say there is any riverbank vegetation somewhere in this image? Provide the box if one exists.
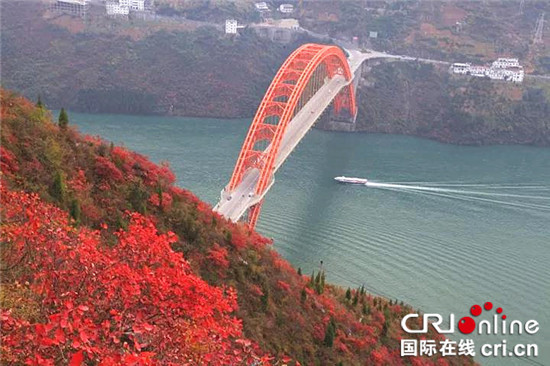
[353,61,550,146]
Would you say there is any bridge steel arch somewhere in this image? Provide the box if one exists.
[223,43,356,228]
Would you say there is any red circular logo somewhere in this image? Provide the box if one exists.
[458,316,476,334]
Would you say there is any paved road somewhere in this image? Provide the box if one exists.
[525,74,550,81]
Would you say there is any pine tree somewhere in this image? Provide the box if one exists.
[345,287,351,301]
[301,287,307,304]
[58,108,69,130]
[297,267,302,276]
[309,271,315,287]
[69,198,81,225]
[315,271,321,286]
[323,319,336,347]
[352,288,359,306]
[156,181,164,209]
[362,303,370,315]
[50,171,66,203]
[36,95,44,108]
[382,320,389,339]
[314,270,325,294]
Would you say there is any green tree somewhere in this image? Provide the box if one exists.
[301,287,307,304]
[58,108,69,130]
[36,95,44,108]
[225,230,232,244]
[69,198,81,225]
[362,303,370,315]
[323,318,336,347]
[297,267,302,276]
[129,181,148,214]
[314,270,326,295]
[50,171,66,203]
[156,181,164,209]
[352,288,359,306]
[345,287,351,301]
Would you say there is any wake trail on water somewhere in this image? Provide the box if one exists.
[389,182,550,190]
[363,181,550,212]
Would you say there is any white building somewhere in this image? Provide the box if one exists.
[469,65,488,77]
[492,58,519,69]
[500,67,524,83]
[451,63,471,75]
[279,4,294,13]
[277,18,299,30]
[254,2,269,11]
[130,0,145,11]
[52,0,88,16]
[106,0,144,16]
[451,59,524,83]
[106,1,129,15]
[225,19,238,34]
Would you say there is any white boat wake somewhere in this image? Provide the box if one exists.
[336,178,550,213]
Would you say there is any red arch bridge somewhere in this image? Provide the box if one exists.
[214,43,383,228]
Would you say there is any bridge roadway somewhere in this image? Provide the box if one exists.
[214,50,382,222]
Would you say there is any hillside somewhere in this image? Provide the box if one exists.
[348,61,550,146]
[0,90,477,364]
[299,1,550,70]
[2,1,549,148]
[0,1,309,117]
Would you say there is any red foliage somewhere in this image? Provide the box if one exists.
[68,169,90,193]
[0,188,270,364]
[208,244,230,269]
[230,225,249,250]
[82,135,103,146]
[276,280,291,293]
[249,284,264,297]
[110,146,134,175]
[369,346,391,365]
[0,146,18,174]
[248,230,273,248]
[94,156,124,183]
[148,192,173,211]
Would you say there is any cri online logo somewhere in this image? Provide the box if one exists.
[459,302,504,334]
[401,301,539,335]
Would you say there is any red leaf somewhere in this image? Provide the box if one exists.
[69,350,84,366]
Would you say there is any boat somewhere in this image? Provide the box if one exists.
[334,176,368,184]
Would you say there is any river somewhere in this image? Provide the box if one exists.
[70,112,550,365]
